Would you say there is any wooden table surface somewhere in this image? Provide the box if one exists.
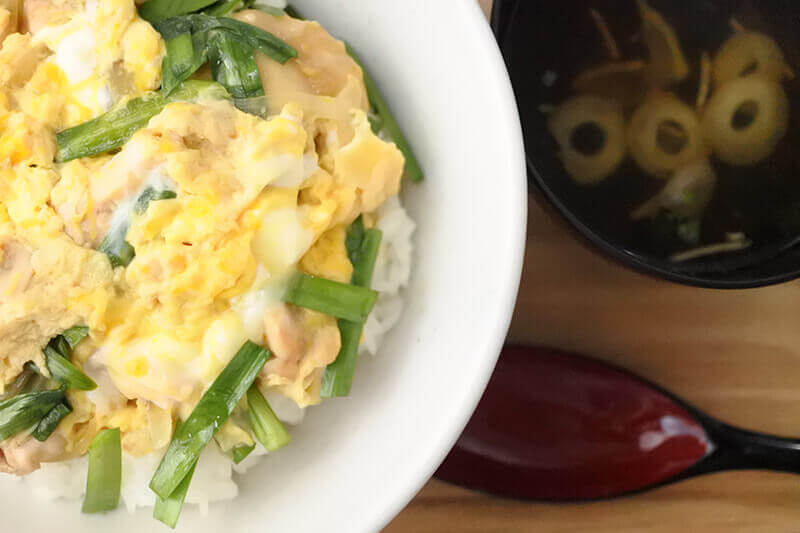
[388,0,800,530]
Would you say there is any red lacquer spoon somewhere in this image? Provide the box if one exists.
[436,346,800,500]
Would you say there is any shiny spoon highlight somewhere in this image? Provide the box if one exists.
[436,345,800,501]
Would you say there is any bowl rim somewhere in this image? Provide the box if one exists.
[368,3,528,529]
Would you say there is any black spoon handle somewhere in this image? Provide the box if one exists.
[682,417,800,478]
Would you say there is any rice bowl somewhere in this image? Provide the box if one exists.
[0,0,526,530]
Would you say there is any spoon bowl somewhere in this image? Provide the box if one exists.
[436,346,800,501]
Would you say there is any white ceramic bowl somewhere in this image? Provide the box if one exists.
[1,1,526,531]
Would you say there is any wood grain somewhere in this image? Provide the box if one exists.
[389,0,800,530]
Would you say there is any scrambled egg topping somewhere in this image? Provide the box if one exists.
[0,1,403,467]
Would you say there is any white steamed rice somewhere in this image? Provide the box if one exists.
[0,194,415,515]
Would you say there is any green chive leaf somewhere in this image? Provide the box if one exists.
[321,222,383,398]
[61,326,90,350]
[247,385,290,452]
[56,92,166,162]
[153,460,197,528]
[82,428,122,514]
[321,319,363,398]
[283,4,303,19]
[208,30,265,99]
[149,341,270,499]
[204,0,245,17]
[139,0,219,24]
[155,15,297,64]
[251,3,287,17]
[99,187,178,268]
[56,81,229,162]
[0,367,36,401]
[284,273,378,323]
[232,444,255,464]
[32,402,72,442]
[134,188,178,215]
[161,32,207,96]
[44,345,97,391]
[345,216,366,260]
[0,390,65,442]
[350,229,382,289]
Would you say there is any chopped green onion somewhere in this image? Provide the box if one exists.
[321,320,363,398]
[155,15,297,64]
[0,367,35,401]
[61,326,89,350]
[153,460,197,529]
[0,389,65,441]
[134,188,178,215]
[82,428,122,514]
[251,3,287,16]
[345,43,424,182]
[204,0,245,16]
[51,334,73,358]
[350,229,382,289]
[232,444,255,464]
[56,93,166,162]
[161,33,193,95]
[99,187,177,268]
[99,229,136,269]
[153,421,196,529]
[32,402,72,442]
[284,273,378,323]
[161,32,209,96]
[367,110,385,135]
[150,341,270,499]
[169,79,232,102]
[345,216,366,257]
[208,30,265,99]
[44,345,97,391]
[56,80,229,162]
[283,4,303,19]
[246,385,290,452]
[139,0,219,24]
[322,222,383,398]
[232,96,269,118]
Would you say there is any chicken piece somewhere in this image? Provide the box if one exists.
[0,231,113,388]
[0,0,20,42]
[0,236,33,301]
[262,303,341,382]
[235,9,367,108]
[234,9,368,157]
[20,0,82,34]
[0,432,66,475]
[0,32,49,90]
